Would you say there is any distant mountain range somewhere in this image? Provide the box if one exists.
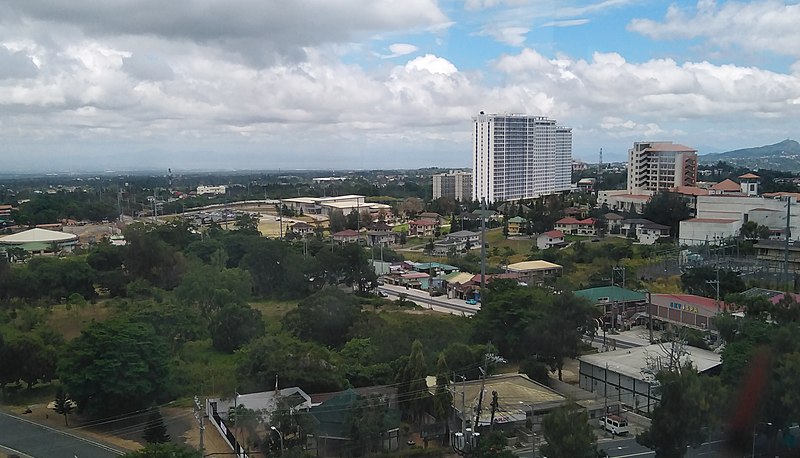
[701,139,800,171]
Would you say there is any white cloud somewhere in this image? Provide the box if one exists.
[494,48,800,120]
[403,54,459,75]
[479,26,530,46]
[376,43,420,59]
[540,19,590,27]
[628,0,800,57]
[2,0,450,65]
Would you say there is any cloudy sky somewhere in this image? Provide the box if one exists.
[1,0,799,172]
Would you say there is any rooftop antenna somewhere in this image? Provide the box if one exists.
[168,168,174,193]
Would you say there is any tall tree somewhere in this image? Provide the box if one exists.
[525,291,598,380]
[209,303,265,353]
[636,364,723,457]
[432,353,452,444]
[397,339,428,425]
[282,289,361,348]
[58,319,172,415]
[344,394,389,456]
[541,402,598,458]
[143,407,171,444]
[641,191,691,237]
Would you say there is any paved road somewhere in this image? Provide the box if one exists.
[377,284,479,315]
[598,435,725,458]
[0,412,123,458]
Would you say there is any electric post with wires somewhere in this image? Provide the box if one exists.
[193,395,205,455]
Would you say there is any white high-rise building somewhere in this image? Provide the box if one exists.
[626,141,698,193]
[432,171,472,201]
[472,113,572,203]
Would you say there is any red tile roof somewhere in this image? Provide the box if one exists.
[739,173,760,180]
[711,179,741,191]
[333,229,360,236]
[542,230,564,238]
[556,217,581,225]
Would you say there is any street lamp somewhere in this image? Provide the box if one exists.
[271,426,285,454]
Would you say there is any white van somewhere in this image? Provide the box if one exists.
[599,415,630,435]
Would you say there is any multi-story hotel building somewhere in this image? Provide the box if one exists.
[472,113,572,203]
[432,170,472,201]
[626,142,698,193]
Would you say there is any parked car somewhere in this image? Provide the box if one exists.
[599,415,629,435]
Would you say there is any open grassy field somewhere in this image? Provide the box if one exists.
[45,302,115,341]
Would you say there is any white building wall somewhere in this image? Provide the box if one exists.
[695,195,799,239]
[679,220,743,246]
[473,113,571,203]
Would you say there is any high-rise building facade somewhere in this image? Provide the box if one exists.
[432,171,472,201]
[472,113,572,203]
[626,142,698,193]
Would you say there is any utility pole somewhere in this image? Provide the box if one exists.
[474,352,489,428]
[647,291,653,344]
[489,391,498,430]
[784,196,791,287]
[193,395,205,455]
[480,198,487,296]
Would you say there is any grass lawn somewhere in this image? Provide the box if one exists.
[249,299,298,322]
[46,301,115,341]
[176,339,239,397]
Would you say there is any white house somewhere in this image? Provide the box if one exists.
[537,230,566,250]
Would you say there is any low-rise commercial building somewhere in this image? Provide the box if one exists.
[579,344,722,414]
[650,293,730,332]
[505,260,562,285]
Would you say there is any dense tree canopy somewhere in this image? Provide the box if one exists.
[641,191,691,238]
[541,402,598,458]
[637,364,724,457]
[58,319,172,415]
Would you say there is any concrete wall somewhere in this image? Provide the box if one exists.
[679,219,742,246]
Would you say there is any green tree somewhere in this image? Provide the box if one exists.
[541,402,598,458]
[330,209,347,233]
[209,303,265,353]
[344,394,389,456]
[681,267,745,299]
[174,263,253,314]
[432,353,452,443]
[237,333,346,393]
[282,289,361,348]
[641,191,691,238]
[58,319,172,415]
[234,213,261,235]
[143,407,171,444]
[121,443,200,458]
[636,364,723,458]
[53,386,75,426]
[474,430,516,458]
[6,334,56,389]
[397,339,428,424]
[740,220,771,240]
